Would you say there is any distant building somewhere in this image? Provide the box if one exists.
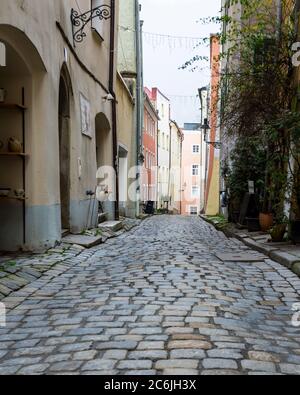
[181,126,206,216]
[169,120,184,214]
[146,88,171,209]
[183,123,201,131]
[141,90,159,203]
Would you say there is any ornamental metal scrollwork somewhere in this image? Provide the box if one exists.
[71,5,112,44]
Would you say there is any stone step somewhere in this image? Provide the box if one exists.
[98,220,123,233]
[62,234,102,248]
[98,212,108,224]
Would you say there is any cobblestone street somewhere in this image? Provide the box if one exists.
[0,216,300,375]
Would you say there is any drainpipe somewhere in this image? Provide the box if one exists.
[135,1,143,215]
[109,0,119,220]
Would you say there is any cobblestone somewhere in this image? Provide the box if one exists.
[0,216,300,375]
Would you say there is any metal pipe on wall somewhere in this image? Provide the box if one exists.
[109,0,119,220]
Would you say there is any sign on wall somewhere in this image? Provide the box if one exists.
[0,42,6,67]
[80,93,92,138]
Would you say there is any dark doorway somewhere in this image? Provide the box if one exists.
[58,71,71,230]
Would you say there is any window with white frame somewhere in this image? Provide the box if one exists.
[191,186,200,197]
[192,165,199,176]
[190,206,198,215]
[193,145,200,153]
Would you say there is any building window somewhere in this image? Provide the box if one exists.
[192,165,199,176]
[193,145,200,153]
[190,206,198,215]
[192,186,200,197]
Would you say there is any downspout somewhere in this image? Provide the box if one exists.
[168,121,172,210]
[135,1,143,215]
[109,0,119,220]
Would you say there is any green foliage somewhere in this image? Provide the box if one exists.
[227,136,267,206]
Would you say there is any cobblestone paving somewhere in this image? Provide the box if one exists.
[0,216,300,375]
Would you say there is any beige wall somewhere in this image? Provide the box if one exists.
[116,73,136,217]
[0,0,118,251]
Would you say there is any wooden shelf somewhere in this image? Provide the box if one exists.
[0,103,27,111]
[0,196,26,201]
[0,152,27,157]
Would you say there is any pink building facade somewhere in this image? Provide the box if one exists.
[181,124,205,216]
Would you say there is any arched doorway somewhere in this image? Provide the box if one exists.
[0,26,46,251]
[95,112,114,219]
[58,66,72,231]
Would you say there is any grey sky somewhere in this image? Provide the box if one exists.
[140,0,221,127]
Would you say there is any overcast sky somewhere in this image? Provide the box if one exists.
[140,0,221,127]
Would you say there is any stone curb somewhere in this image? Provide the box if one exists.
[200,215,300,278]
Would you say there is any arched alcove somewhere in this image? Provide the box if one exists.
[95,112,111,170]
[0,25,46,251]
[58,64,73,231]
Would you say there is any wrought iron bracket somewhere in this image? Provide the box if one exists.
[206,142,222,149]
[71,5,112,44]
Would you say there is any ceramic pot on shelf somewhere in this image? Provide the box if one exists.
[0,88,7,103]
[8,137,22,153]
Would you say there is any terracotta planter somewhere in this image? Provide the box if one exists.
[259,213,274,232]
[270,223,287,243]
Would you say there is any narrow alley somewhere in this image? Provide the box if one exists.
[0,216,299,375]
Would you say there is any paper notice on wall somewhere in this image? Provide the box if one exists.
[248,181,255,194]
[0,42,6,67]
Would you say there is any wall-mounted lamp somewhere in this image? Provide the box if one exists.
[201,118,210,142]
[71,5,112,44]
[102,93,115,102]
[200,118,222,149]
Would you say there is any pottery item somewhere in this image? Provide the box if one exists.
[0,188,11,197]
[0,88,6,103]
[8,137,22,153]
[14,189,25,199]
